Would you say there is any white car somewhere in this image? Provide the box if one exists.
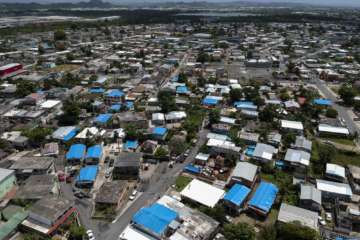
[129,190,138,200]
[87,230,94,238]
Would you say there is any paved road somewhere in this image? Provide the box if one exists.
[315,79,359,134]
[99,128,209,240]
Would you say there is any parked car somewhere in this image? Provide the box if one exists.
[129,190,138,200]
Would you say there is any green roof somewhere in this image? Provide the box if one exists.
[0,211,28,240]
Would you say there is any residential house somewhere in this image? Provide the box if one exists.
[113,152,142,180]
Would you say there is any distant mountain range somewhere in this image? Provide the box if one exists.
[0,0,359,7]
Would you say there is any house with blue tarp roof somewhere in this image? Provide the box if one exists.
[152,127,168,140]
[202,97,219,106]
[313,98,332,106]
[109,104,121,113]
[52,126,77,142]
[76,165,98,187]
[85,145,103,164]
[66,144,86,165]
[95,114,112,125]
[132,203,178,238]
[184,164,201,174]
[125,101,134,110]
[248,181,278,216]
[89,87,105,94]
[125,140,139,151]
[223,184,251,214]
[234,101,257,111]
[176,86,189,94]
[105,89,124,103]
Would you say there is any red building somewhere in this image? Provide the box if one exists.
[0,63,23,79]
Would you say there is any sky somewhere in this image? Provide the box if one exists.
[0,0,359,7]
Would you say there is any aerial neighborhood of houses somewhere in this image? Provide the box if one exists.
[0,7,360,240]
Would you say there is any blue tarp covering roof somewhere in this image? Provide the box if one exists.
[89,87,105,94]
[125,140,138,150]
[184,164,201,174]
[245,145,256,157]
[153,127,167,136]
[76,165,98,183]
[249,182,278,213]
[176,86,189,94]
[126,101,134,109]
[202,97,218,106]
[63,129,77,142]
[95,114,112,124]
[234,101,257,110]
[314,98,332,106]
[109,104,121,112]
[132,203,178,235]
[106,89,124,98]
[86,145,103,159]
[224,184,251,206]
[66,144,86,160]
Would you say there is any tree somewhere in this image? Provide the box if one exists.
[339,84,355,106]
[259,105,277,122]
[277,221,320,240]
[259,225,277,240]
[169,136,187,155]
[283,132,296,148]
[61,72,81,87]
[15,80,37,97]
[199,205,226,224]
[69,224,86,240]
[23,127,52,146]
[66,52,74,61]
[209,108,220,125]
[178,72,188,83]
[59,98,80,125]
[158,90,177,113]
[197,76,206,88]
[229,88,243,103]
[38,44,45,55]
[54,29,66,41]
[279,89,290,101]
[154,146,169,157]
[223,222,255,240]
[197,50,210,63]
[124,124,144,141]
[325,108,338,118]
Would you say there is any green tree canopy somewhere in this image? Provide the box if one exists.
[277,221,320,240]
[223,222,256,240]
[158,90,177,113]
[54,29,67,41]
[229,88,243,103]
[209,108,221,125]
[339,84,355,106]
[325,108,338,118]
[59,98,80,125]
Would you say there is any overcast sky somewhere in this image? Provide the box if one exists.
[0,0,360,7]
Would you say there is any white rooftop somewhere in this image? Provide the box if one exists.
[318,124,349,135]
[316,179,352,197]
[40,100,61,109]
[281,120,304,131]
[119,225,156,240]
[326,163,346,179]
[180,179,225,208]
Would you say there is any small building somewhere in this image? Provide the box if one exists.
[118,112,148,129]
[119,225,156,240]
[95,181,129,213]
[348,165,360,194]
[180,179,225,208]
[300,185,322,212]
[292,136,312,153]
[252,143,277,163]
[281,120,304,133]
[132,203,178,239]
[238,132,259,145]
[223,184,251,215]
[152,127,168,141]
[113,152,142,180]
[152,113,165,125]
[248,182,278,216]
[316,179,352,202]
[124,140,139,151]
[94,113,113,126]
[326,163,346,183]
[229,161,259,188]
[284,149,310,168]
[22,197,77,237]
[10,156,54,180]
[85,145,103,165]
[318,124,349,136]
[165,111,187,123]
[277,203,319,230]
[66,144,86,165]
[15,174,58,201]
[0,168,16,200]
[75,165,98,188]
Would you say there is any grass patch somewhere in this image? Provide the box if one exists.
[321,137,355,146]
[333,150,360,167]
[175,175,192,191]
